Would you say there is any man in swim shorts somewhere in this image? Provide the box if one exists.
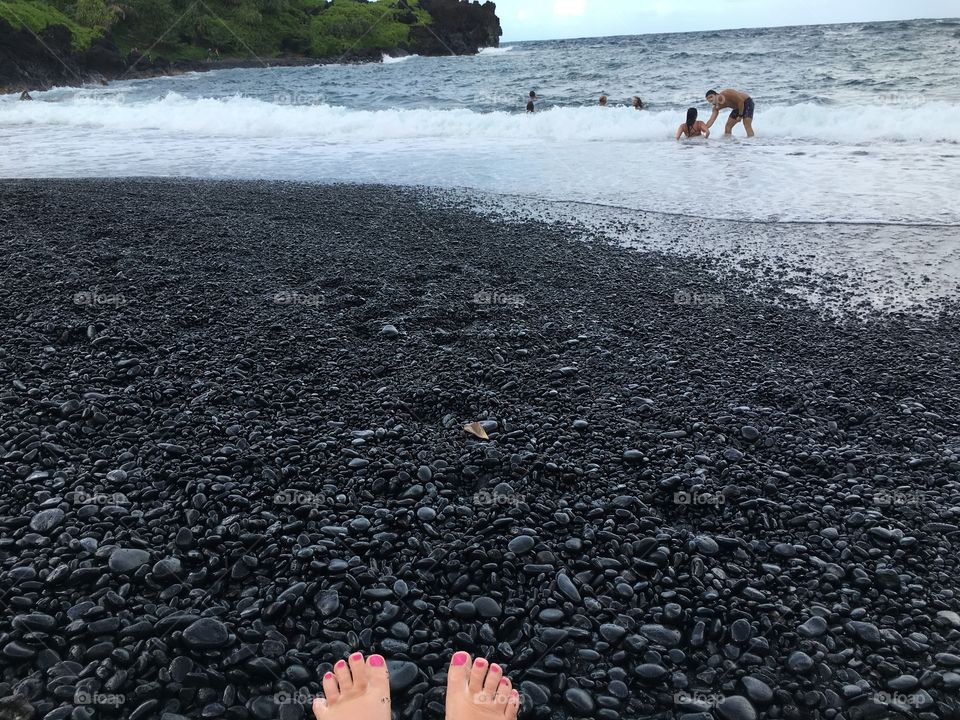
[705,88,755,137]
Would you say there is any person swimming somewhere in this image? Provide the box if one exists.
[19,90,32,101]
[632,96,643,110]
[676,107,710,139]
[598,94,608,106]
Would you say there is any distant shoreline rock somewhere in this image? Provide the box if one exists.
[0,0,501,94]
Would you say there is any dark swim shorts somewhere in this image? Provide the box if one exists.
[730,97,755,120]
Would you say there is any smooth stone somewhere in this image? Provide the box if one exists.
[787,651,814,673]
[380,324,399,339]
[108,548,151,573]
[798,617,828,638]
[13,614,57,632]
[474,596,502,618]
[846,621,882,644]
[508,535,535,554]
[717,695,757,720]
[935,653,960,667]
[538,609,565,624]
[639,624,680,647]
[693,535,719,556]
[599,624,626,643]
[741,425,760,441]
[741,676,773,704]
[152,558,183,580]
[182,618,230,649]
[634,663,668,680]
[887,675,918,691]
[563,688,594,716]
[30,508,65,533]
[556,573,581,603]
[387,661,418,692]
[731,619,752,643]
[723,448,744,462]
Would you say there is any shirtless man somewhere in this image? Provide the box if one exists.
[705,88,755,137]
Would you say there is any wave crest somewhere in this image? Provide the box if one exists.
[3,92,959,144]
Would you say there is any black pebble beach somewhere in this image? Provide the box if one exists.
[1,179,959,720]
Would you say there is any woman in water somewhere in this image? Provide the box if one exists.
[676,107,710,139]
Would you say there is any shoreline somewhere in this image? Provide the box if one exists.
[1,178,959,720]
[0,51,390,96]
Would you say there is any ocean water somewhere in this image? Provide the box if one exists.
[2,18,959,225]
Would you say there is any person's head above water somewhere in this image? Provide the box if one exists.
[632,96,643,110]
[599,95,608,106]
[685,107,698,132]
[529,90,536,98]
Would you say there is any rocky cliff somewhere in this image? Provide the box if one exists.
[411,0,501,55]
[0,0,502,93]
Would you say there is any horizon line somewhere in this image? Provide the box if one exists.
[499,15,958,44]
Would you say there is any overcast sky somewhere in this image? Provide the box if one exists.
[495,0,959,41]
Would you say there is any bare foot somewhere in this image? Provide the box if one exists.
[312,652,391,720]
[446,651,520,720]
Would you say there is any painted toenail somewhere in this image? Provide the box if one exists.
[324,672,334,679]
[500,678,509,686]
[369,654,385,667]
[475,658,487,667]
[490,664,501,673]
[350,652,363,661]
[335,660,346,668]
[452,652,468,666]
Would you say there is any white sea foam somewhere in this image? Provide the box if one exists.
[3,93,958,145]
[381,53,419,64]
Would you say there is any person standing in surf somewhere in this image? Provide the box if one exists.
[705,88,755,137]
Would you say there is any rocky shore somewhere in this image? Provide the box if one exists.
[0,179,959,720]
[0,0,501,94]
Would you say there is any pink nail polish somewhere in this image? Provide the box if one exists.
[335,660,346,669]
[475,658,486,668]
[490,664,501,674]
[452,652,468,666]
[350,652,363,661]
[324,672,334,679]
[369,655,385,667]
[500,678,509,686]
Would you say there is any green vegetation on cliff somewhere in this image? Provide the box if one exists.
[0,0,432,56]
